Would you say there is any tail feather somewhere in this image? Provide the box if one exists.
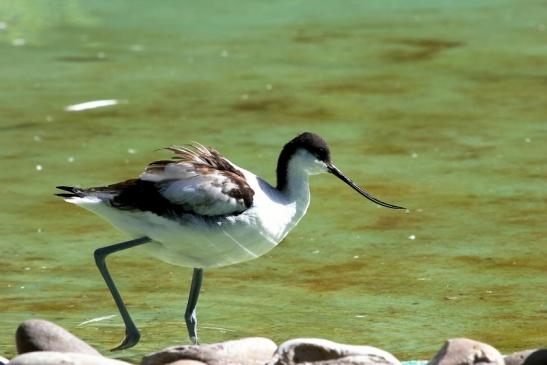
[55,186,84,198]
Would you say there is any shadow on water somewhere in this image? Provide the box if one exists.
[383,38,464,62]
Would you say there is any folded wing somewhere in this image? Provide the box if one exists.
[139,144,254,217]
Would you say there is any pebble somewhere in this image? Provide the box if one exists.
[16,319,101,356]
[504,349,547,365]
[427,338,503,365]
[142,337,276,365]
[504,349,537,365]
[266,338,401,365]
[8,351,134,365]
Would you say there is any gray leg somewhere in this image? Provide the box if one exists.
[94,236,151,351]
[185,268,203,344]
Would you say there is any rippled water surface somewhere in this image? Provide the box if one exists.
[1,1,546,362]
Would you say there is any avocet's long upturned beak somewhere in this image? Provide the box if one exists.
[327,164,406,210]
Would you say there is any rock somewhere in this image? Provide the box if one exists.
[16,319,101,356]
[8,351,134,365]
[141,337,276,365]
[164,361,207,365]
[0,355,8,365]
[266,338,401,365]
[521,349,547,365]
[504,349,538,365]
[427,338,504,365]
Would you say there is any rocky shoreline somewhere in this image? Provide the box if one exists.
[1,319,544,365]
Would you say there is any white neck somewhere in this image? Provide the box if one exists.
[269,149,330,238]
[280,149,328,220]
[284,161,311,215]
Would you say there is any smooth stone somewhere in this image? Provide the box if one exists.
[521,349,547,365]
[16,319,101,356]
[427,338,504,365]
[8,351,134,365]
[266,338,401,365]
[504,349,538,365]
[141,337,277,365]
[0,356,8,365]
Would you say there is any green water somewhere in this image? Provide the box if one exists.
[1,0,546,362]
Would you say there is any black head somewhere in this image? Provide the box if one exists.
[276,132,331,190]
[276,132,405,210]
[286,132,331,163]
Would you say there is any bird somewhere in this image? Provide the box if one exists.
[56,132,405,351]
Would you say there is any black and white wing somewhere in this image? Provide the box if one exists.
[56,144,255,218]
[138,144,255,216]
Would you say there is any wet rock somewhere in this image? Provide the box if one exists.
[16,319,101,355]
[504,349,537,365]
[427,338,503,365]
[8,351,134,365]
[266,338,401,365]
[0,355,8,365]
[141,337,276,365]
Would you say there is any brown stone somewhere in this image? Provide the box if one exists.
[8,351,134,365]
[504,349,538,365]
[16,319,101,356]
[266,338,400,365]
[427,338,503,365]
[141,337,277,365]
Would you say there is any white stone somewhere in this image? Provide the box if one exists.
[266,338,401,365]
[142,337,277,365]
[427,338,504,365]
